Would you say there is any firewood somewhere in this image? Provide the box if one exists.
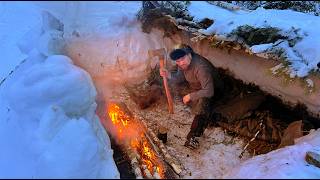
[306,151,320,168]
[130,156,143,178]
[142,165,153,179]
[157,126,168,143]
[170,163,183,175]
[153,169,161,179]
[207,1,244,11]
[141,119,183,175]
[130,110,183,176]
[239,118,264,158]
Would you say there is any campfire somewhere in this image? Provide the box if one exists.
[107,102,165,178]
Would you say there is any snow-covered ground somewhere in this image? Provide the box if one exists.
[1,1,320,179]
[0,2,119,178]
[225,129,320,178]
[0,2,41,81]
[188,1,320,78]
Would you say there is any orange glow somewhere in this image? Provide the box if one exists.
[107,102,164,178]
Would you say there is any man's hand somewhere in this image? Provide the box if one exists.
[183,94,191,104]
[160,68,171,78]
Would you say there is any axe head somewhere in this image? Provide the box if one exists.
[148,48,166,58]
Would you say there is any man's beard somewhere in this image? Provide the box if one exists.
[178,64,188,70]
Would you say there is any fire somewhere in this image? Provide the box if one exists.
[107,102,164,178]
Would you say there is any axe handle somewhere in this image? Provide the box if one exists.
[159,57,174,114]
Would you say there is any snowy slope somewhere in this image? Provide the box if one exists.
[188,1,320,77]
[0,2,41,81]
[224,129,320,178]
[0,2,119,178]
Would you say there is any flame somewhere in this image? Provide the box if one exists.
[107,102,164,178]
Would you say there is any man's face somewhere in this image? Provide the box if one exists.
[175,54,191,70]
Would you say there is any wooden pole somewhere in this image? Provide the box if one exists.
[159,56,174,114]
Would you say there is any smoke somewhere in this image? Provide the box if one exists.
[34,2,162,81]
[32,2,175,144]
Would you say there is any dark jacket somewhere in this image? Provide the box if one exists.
[170,53,224,101]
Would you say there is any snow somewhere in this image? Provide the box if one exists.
[2,1,320,179]
[224,129,320,178]
[250,43,274,54]
[188,1,320,78]
[42,1,166,87]
[34,1,142,37]
[0,2,119,178]
[0,2,41,81]
[0,53,119,178]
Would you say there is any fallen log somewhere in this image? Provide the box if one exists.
[306,151,320,168]
[127,147,143,179]
[207,1,246,11]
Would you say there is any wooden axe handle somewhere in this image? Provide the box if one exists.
[159,57,174,114]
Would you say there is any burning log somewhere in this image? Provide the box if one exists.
[106,102,170,179]
[131,157,143,179]
[142,165,153,179]
[153,167,162,179]
[138,117,183,175]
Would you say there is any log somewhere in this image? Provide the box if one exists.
[142,165,153,179]
[306,151,320,168]
[239,119,264,158]
[157,126,168,143]
[207,1,247,11]
[139,117,183,175]
[153,168,161,179]
[128,153,143,179]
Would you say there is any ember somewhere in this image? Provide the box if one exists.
[107,102,165,178]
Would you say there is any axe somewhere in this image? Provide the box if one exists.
[148,48,174,114]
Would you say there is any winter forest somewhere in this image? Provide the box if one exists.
[1,1,320,179]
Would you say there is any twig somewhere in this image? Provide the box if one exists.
[239,118,264,158]
[207,1,247,11]
[0,59,27,87]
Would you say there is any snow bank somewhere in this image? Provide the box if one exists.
[188,1,320,77]
[5,55,95,119]
[0,2,119,178]
[0,2,41,81]
[36,2,167,87]
[224,129,320,178]
[0,54,119,178]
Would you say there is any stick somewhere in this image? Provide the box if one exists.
[128,148,143,179]
[239,118,264,158]
[159,56,174,114]
[139,118,182,175]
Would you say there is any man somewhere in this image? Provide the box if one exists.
[160,44,224,149]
